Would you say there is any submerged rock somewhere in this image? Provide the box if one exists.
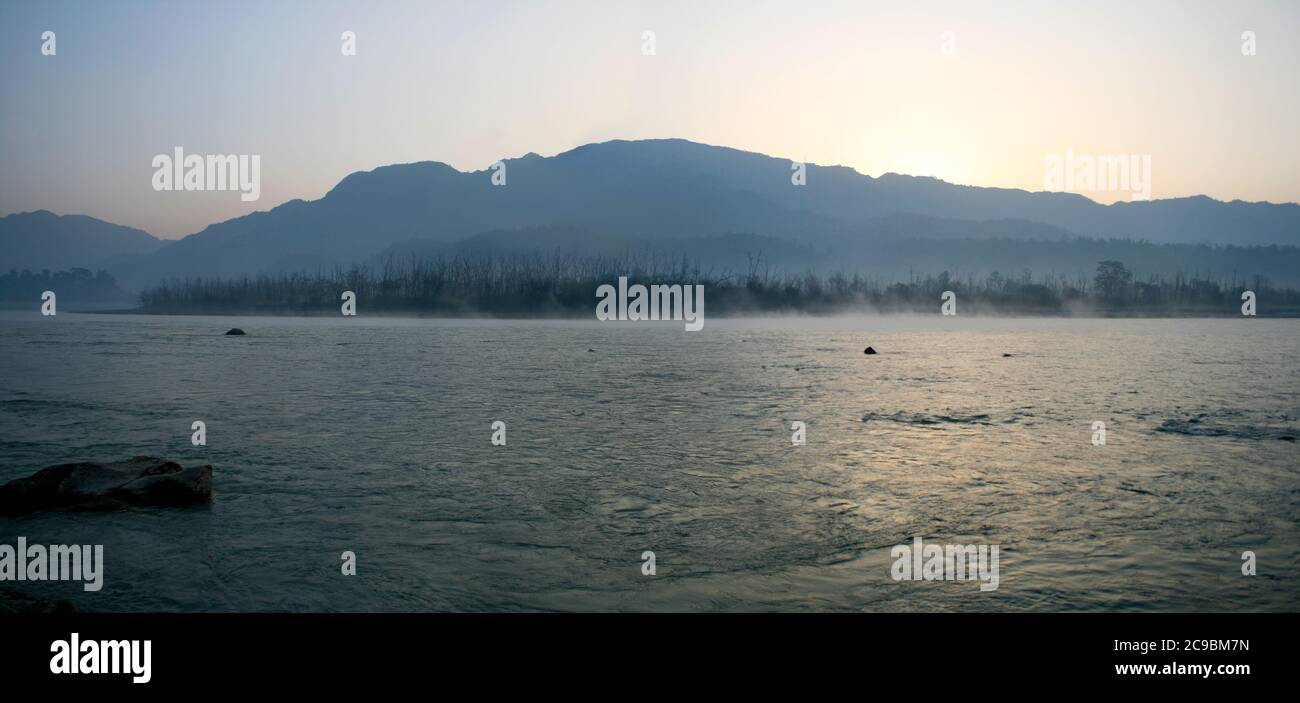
[225,328,246,335]
[863,346,878,355]
[0,456,212,516]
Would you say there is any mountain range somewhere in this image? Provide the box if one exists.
[4,139,1299,291]
[0,210,164,273]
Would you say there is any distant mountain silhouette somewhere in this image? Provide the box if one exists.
[0,210,164,273]
[10,139,1300,288]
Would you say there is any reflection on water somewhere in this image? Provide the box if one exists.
[0,312,1297,611]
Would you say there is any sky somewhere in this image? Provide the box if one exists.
[1,0,1297,239]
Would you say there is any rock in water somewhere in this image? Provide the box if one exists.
[0,456,212,516]
[225,328,246,335]
[864,346,878,355]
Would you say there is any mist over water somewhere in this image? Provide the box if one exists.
[0,312,1296,611]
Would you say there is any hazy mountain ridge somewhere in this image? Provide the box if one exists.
[0,210,165,273]
[5,139,1300,289]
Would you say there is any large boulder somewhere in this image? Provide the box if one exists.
[0,456,212,515]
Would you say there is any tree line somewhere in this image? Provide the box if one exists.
[133,253,1300,316]
[0,268,128,304]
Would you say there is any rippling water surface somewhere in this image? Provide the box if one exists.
[0,312,1297,611]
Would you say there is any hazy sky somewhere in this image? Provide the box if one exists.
[1,0,1297,238]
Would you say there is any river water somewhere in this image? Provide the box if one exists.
[0,312,1296,611]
